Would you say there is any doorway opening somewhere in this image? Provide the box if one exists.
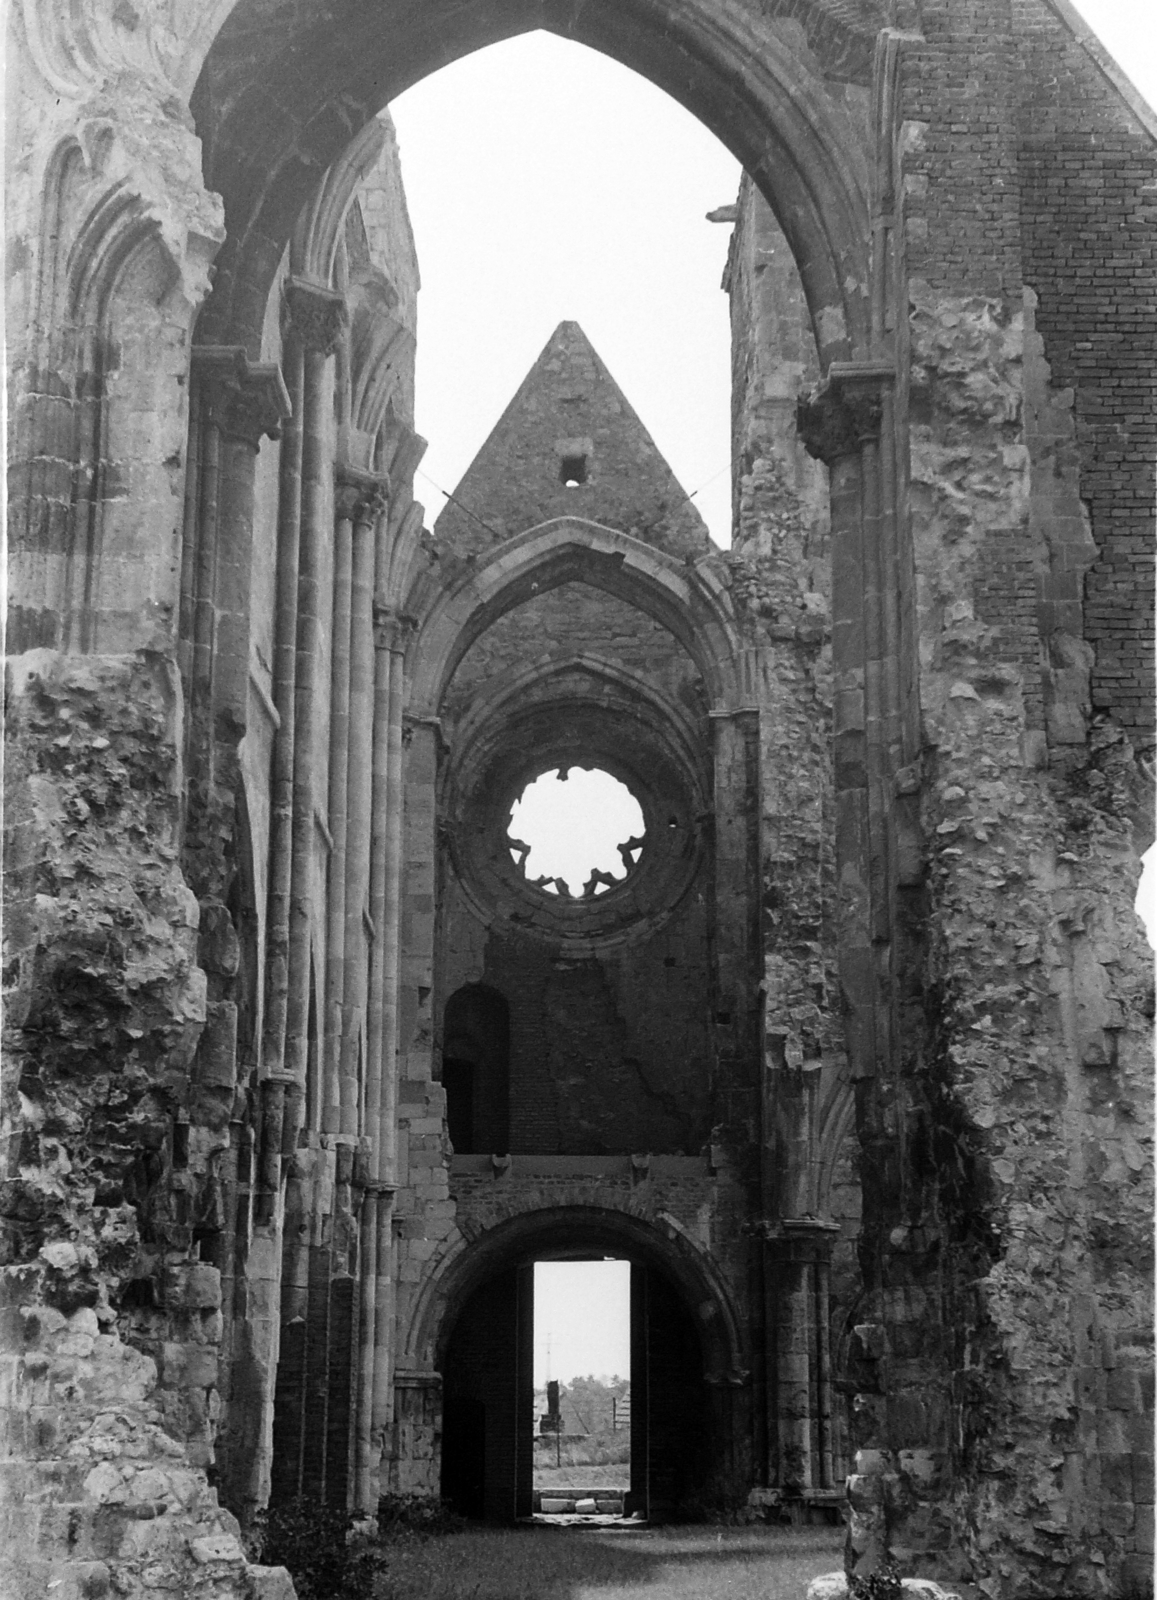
[439,1234,710,1524]
[533,1259,630,1516]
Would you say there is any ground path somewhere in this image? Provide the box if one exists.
[380,1523,843,1600]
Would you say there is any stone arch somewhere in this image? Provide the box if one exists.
[407,515,743,717]
[447,650,711,799]
[189,0,873,364]
[402,1201,748,1385]
[8,132,222,655]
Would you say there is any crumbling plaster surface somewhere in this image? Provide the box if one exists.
[907,284,1154,1593]
[1,651,268,1598]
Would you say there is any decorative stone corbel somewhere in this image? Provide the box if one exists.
[282,275,349,355]
[373,603,415,654]
[193,345,291,448]
[796,360,895,464]
[336,463,390,527]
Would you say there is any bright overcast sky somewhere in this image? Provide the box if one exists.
[391,33,740,547]
[535,1261,630,1388]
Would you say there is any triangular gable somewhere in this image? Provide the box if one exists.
[433,321,713,562]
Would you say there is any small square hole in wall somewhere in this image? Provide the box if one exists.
[560,454,588,487]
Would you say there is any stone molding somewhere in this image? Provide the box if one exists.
[193,345,291,447]
[282,275,349,354]
[373,603,415,653]
[797,360,895,463]
[336,463,390,525]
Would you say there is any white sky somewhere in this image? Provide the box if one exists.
[510,768,645,897]
[391,34,740,547]
[534,1260,630,1387]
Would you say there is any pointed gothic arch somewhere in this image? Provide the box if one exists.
[189,0,874,365]
[407,514,744,717]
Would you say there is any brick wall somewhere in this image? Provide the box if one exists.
[1015,0,1157,749]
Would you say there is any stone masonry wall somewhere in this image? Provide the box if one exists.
[1,652,262,1598]
[889,8,1155,1590]
[724,176,857,1499]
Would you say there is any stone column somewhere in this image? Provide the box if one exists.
[261,327,307,1192]
[355,602,408,1509]
[798,366,910,1573]
[324,480,357,1135]
[762,1219,841,1497]
[281,277,349,1149]
[340,471,390,1138]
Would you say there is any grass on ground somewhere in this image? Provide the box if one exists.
[380,1523,843,1600]
[535,1462,629,1488]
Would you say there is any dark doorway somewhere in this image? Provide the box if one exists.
[442,985,510,1154]
[631,1263,707,1518]
[441,1397,486,1518]
[439,1251,707,1522]
[439,1266,533,1520]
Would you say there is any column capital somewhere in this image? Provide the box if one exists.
[797,361,894,464]
[282,275,349,354]
[336,463,390,525]
[193,345,291,448]
[373,603,415,652]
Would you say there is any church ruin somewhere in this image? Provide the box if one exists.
[3,2,1154,1597]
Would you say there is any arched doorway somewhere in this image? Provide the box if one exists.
[429,1207,740,1522]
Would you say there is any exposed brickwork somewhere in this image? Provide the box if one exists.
[1014,0,1157,749]
[900,1,1025,305]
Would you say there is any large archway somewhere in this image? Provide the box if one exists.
[190,0,874,364]
[410,1204,749,1520]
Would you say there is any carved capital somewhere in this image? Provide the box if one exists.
[797,361,894,465]
[194,346,291,448]
[372,602,415,653]
[336,464,390,526]
[282,276,349,354]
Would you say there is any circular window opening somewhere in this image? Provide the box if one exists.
[508,767,645,899]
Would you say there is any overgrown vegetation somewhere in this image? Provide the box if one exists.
[245,1494,470,1598]
[245,1499,382,1600]
[849,1553,903,1600]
